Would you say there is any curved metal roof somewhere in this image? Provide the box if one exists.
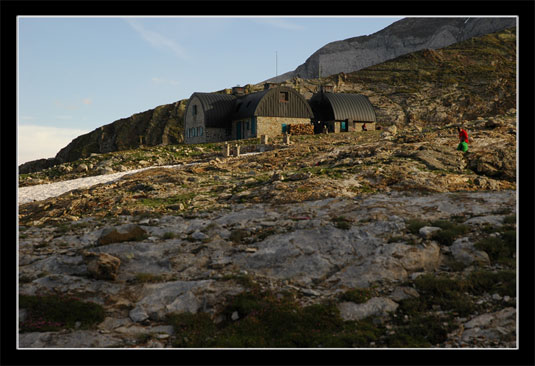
[234,86,314,119]
[233,90,269,119]
[187,92,237,128]
[310,93,376,122]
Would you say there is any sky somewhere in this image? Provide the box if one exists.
[17,16,403,164]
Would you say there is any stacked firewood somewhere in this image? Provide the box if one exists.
[287,124,314,135]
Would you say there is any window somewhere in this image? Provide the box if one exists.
[186,129,189,138]
[199,127,203,136]
[279,91,289,102]
[193,105,198,115]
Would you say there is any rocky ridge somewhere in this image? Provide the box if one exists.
[265,17,516,82]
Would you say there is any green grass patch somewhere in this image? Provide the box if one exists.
[465,270,516,298]
[139,193,195,209]
[229,229,250,244]
[405,219,428,235]
[332,216,352,230]
[429,220,470,246]
[167,289,383,348]
[386,313,452,347]
[338,288,373,304]
[19,294,105,332]
[409,275,476,316]
[162,232,177,240]
[503,214,516,225]
[474,232,516,267]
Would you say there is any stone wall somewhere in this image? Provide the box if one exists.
[256,117,311,138]
[205,128,229,143]
[184,97,206,144]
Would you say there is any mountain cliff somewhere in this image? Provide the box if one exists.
[265,17,516,82]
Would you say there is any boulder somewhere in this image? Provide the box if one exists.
[76,164,89,173]
[82,251,121,281]
[338,297,399,321]
[450,237,490,266]
[97,224,148,245]
[419,226,441,239]
[129,280,211,321]
[389,286,420,302]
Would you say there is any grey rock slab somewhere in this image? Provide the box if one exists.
[92,241,176,277]
[19,254,86,277]
[462,307,516,344]
[389,286,420,302]
[114,324,174,336]
[20,274,123,297]
[214,206,270,227]
[98,317,133,331]
[450,237,490,266]
[191,230,209,241]
[463,215,505,226]
[338,297,399,321]
[330,242,440,288]
[234,226,381,285]
[129,306,149,323]
[129,280,213,321]
[19,330,123,348]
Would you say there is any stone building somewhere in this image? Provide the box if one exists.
[184,85,314,144]
[308,92,377,133]
[184,85,377,144]
[183,92,237,144]
[231,85,314,140]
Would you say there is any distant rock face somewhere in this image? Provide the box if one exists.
[266,17,516,82]
[54,100,188,164]
[19,158,59,175]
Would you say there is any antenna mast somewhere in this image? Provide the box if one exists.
[276,51,278,78]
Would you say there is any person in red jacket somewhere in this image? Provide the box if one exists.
[457,126,469,152]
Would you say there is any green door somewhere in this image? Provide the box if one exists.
[251,117,257,136]
[237,122,242,139]
[341,121,347,132]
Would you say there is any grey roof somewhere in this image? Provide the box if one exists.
[189,92,237,128]
[233,90,269,119]
[309,93,376,122]
[234,86,314,119]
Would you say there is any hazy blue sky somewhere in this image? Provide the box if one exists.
[17,16,403,163]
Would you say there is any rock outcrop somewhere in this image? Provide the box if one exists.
[53,101,187,165]
[265,17,516,82]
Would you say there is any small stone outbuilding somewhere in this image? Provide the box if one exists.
[308,92,377,133]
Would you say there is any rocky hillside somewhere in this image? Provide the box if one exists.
[18,105,517,348]
[19,100,188,174]
[19,25,516,174]
[265,17,516,82]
